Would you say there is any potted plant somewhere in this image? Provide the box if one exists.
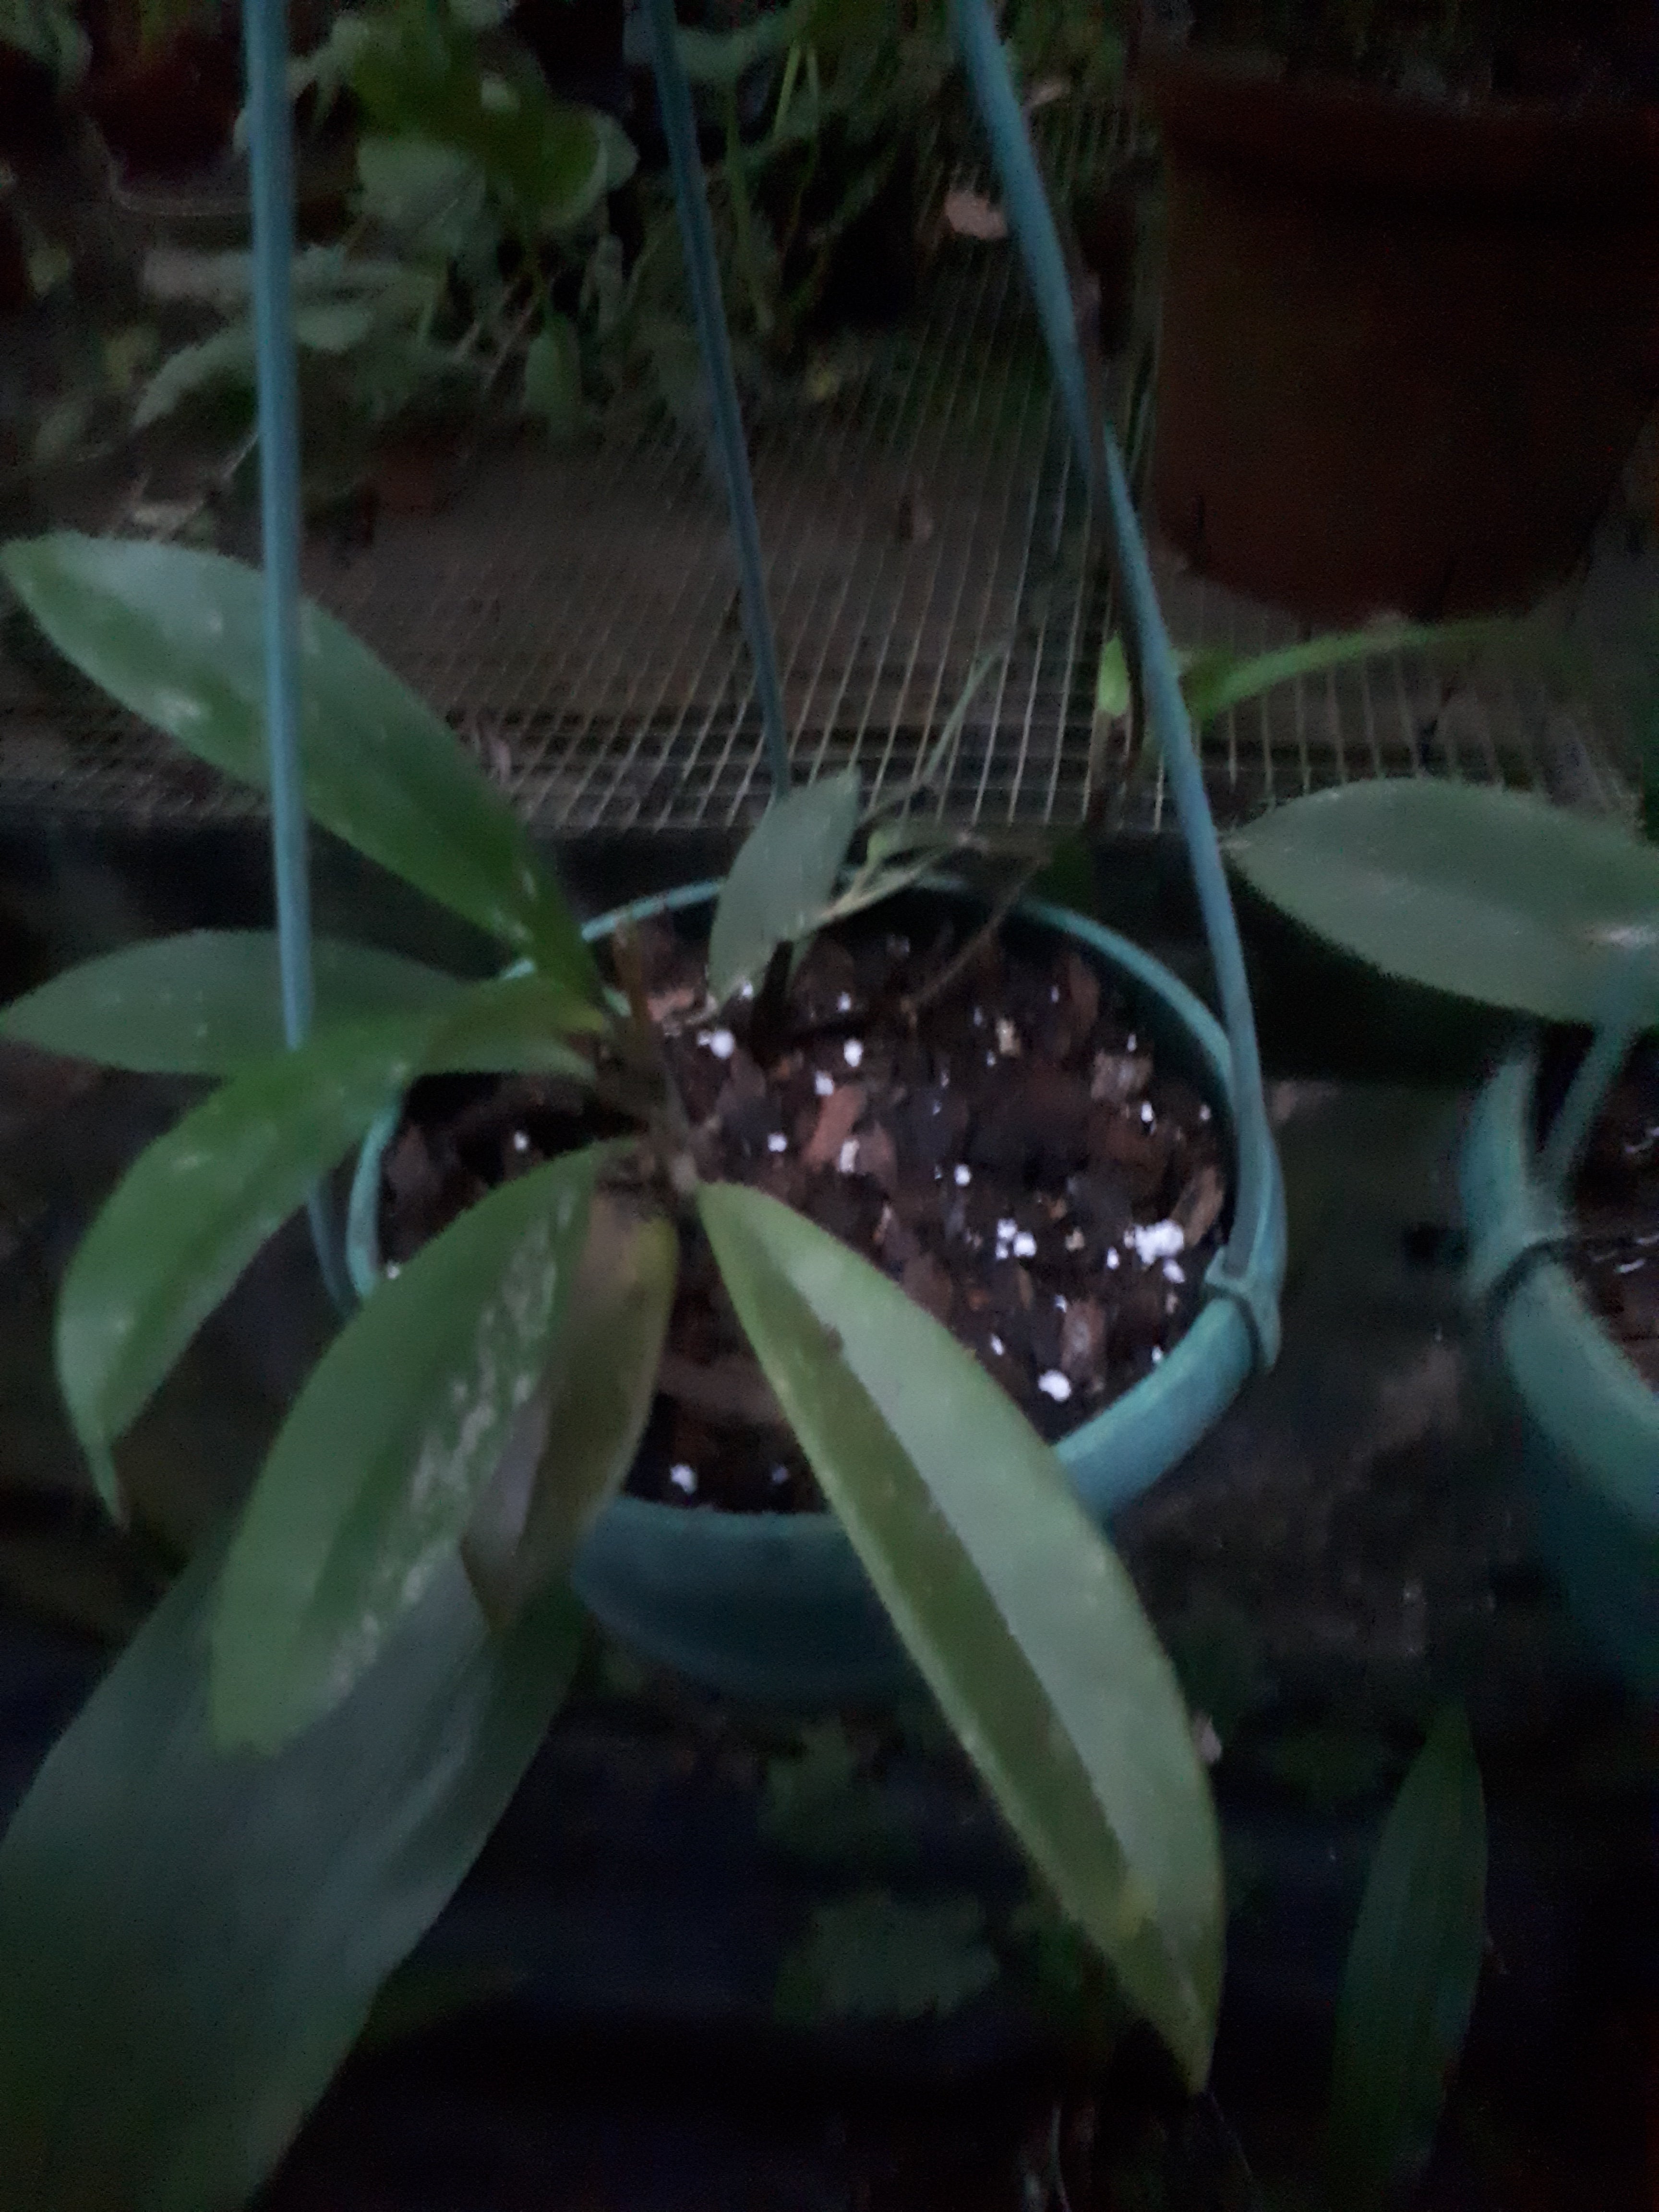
[1228,769,1659,1693]
[0,521,1268,2201]
[1142,0,1659,621]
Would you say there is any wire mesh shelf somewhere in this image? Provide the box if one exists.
[0,97,1635,836]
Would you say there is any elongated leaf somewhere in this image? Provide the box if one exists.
[0,931,466,1073]
[59,1016,433,1510]
[212,1147,606,1750]
[0,534,601,1000]
[1226,781,1659,1023]
[698,1182,1222,2085]
[58,978,599,1508]
[0,1541,582,2212]
[1182,619,1506,730]
[1326,1708,1487,2209]
[463,1195,676,1623]
[707,767,862,1005]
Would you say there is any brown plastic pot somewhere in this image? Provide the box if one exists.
[1146,50,1659,618]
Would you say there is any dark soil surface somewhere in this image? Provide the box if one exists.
[1565,1038,1659,1388]
[377,903,1231,1512]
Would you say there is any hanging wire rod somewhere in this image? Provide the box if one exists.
[639,0,793,797]
[243,0,351,1309]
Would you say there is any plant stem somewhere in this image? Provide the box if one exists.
[902,862,1038,1022]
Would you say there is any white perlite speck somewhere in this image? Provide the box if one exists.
[996,1016,1021,1057]
[669,1463,697,1494]
[1065,1229,1085,1252]
[707,1028,736,1059]
[1151,1346,1164,1365]
[1140,1100,1155,1126]
[770,1463,789,1485]
[1127,1219,1185,1265]
[989,1334,1005,1356]
[1162,1260,1184,1283]
[843,1038,865,1069]
[1012,1229,1037,1260]
[953,1164,972,1186]
[1037,1370,1072,1403]
[768,1132,788,1153]
[1105,1248,1120,1270]
[838,1137,860,1174]
[837,992,854,1013]
[511,1129,530,1153]
[814,1070,835,1097]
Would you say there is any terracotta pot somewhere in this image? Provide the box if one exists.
[1146,51,1659,618]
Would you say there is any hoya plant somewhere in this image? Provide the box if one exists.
[0,528,1219,2207]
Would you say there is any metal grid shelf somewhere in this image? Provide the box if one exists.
[0,97,1635,836]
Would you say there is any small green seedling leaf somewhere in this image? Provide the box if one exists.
[699,1181,1223,2086]
[0,1542,582,2212]
[462,1195,675,1625]
[1326,1707,1487,2210]
[1094,633,1130,720]
[523,316,582,437]
[211,1146,609,1751]
[775,1891,998,2025]
[1181,619,1506,731]
[0,534,601,1002]
[706,767,862,1005]
[0,931,466,1073]
[1227,780,1659,1024]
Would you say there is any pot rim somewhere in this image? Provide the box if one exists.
[1144,44,1659,214]
[1463,1046,1659,1529]
[348,876,1268,1539]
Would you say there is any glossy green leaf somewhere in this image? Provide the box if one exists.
[698,1181,1222,2086]
[1226,780,1659,1024]
[1094,633,1130,720]
[212,1146,607,1751]
[1326,1707,1487,2209]
[463,1195,675,1624]
[58,977,598,1511]
[0,534,601,1000]
[707,767,862,1005]
[0,931,466,1073]
[1182,619,1505,730]
[59,1015,433,1512]
[0,1540,582,2212]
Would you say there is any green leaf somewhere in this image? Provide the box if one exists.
[1181,619,1506,730]
[1094,633,1130,720]
[677,0,823,87]
[56,977,598,1509]
[775,1891,998,2025]
[1226,781,1659,1024]
[0,931,467,1073]
[1326,1708,1487,2209]
[462,1195,675,1624]
[706,768,862,1004]
[698,1182,1223,2086]
[59,1016,433,1510]
[523,316,581,438]
[0,534,602,1000]
[211,1147,606,1750]
[0,1542,582,2212]
[134,324,258,427]
[356,132,489,257]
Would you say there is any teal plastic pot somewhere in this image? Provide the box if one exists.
[349,881,1284,1703]
[1462,1047,1659,1695]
